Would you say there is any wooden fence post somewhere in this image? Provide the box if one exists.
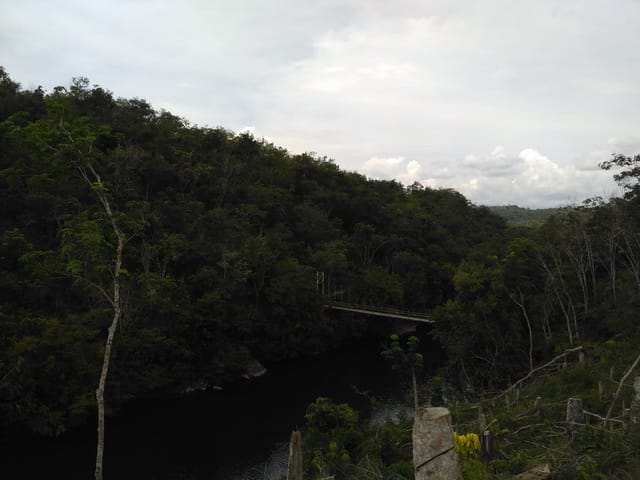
[566,397,584,444]
[287,430,303,480]
[477,406,486,431]
[480,429,492,464]
[534,396,543,418]
[598,381,604,402]
[413,407,462,480]
[627,377,640,446]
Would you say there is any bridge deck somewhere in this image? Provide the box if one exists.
[326,301,433,323]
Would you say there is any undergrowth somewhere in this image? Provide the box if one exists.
[299,340,640,479]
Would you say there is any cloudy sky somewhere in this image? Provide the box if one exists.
[3,0,639,207]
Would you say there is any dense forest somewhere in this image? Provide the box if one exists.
[2,68,640,478]
[0,68,505,438]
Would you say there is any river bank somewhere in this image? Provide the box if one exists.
[2,332,425,479]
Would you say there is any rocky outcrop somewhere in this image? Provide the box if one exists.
[514,464,551,479]
[243,358,267,379]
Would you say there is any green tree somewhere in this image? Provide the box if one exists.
[600,153,640,200]
[382,334,423,411]
[432,258,525,389]
[17,82,136,480]
[303,397,362,479]
[504,237,544,373]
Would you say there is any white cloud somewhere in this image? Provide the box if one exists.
[356,144,623,208]
[2,0,640,207]
[461,145,519,175]
[450,147,622,207]
[362,156,405,178]
[518,148,564,188]
[405,160,421,177]
[236,125,274,144]
[239,126,256,136]
[607,137,640,155]
[396,160,423,184]
[360,156,424,185]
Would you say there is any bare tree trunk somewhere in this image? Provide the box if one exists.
[554,256,580,343]
[412,366,419,413]
[541,297,553,343]
[608,232,618,306]
[602,202,620,306]
[74,162,126,480]
[605,352,640,428]
[539,255,576,345]
[565,246,589,317]
[95,234,124,480]
[509,290,534,373]
[620,231,640,290]
[216,155,233,208]
[55,120,130,480]
[584,233,598,301]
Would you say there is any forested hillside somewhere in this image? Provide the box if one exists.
[0,69,506,437]
[3,67,640,475]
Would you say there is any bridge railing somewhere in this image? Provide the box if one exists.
[327,300,431,320]
[316,271,432,321]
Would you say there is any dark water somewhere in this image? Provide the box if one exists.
[3,334,417,479]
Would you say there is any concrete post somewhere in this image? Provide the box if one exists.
[413,407,462,480]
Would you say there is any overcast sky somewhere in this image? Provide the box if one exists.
[3,0,639,207]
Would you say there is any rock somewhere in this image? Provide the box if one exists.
[244,358,267,378]
[514,463,551,479]
[183,380,209,393]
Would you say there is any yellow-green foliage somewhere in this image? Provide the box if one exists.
[454,432,480,460]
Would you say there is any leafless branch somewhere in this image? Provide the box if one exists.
[605,352,640,427]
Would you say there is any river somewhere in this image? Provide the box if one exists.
[3,329,434,479]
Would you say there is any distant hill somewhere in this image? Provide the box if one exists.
[488,204,571,227]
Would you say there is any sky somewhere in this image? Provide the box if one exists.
[2,0,640,208]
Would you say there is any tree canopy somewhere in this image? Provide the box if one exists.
[0,69,508,437]
[3,68,640,446]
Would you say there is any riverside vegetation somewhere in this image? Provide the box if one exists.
[2,69,640,479]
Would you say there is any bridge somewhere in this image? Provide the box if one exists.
[327,301,433,323]
[317,271,433,323]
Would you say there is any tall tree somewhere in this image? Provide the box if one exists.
[20,83,132,480]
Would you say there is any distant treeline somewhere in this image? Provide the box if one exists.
[488,205,569,227]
